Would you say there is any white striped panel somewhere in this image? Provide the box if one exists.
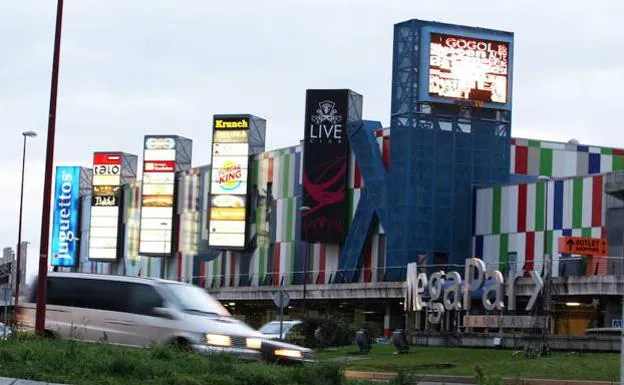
[546,181,555,231]
[326,244,340,282]
[273,155,282,199]
[552,149,566,178]
[275,199,284,242]
[510,145,516,174]
[279,243,288,285]
[551,229,562,278]
[475,188,493,235]
[591,227,602,239]
[534,232,544,275]
[582,177,593,228]
[564,151,577,178]
[483,235,499,270]
[589,146,601,153]
[504,185,518,234]
[542,141,566,150]
[513,233,526,275]
[601,155,613,173]
[562,178,573,230]
[571,228,582,237]
[526,183,536,232]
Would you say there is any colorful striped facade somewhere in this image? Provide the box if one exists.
[62,134,624,285]
[511,138,624,178]
[472,174,607,277]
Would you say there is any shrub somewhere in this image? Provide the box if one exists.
[289,315,357,349]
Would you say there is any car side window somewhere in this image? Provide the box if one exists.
[127,283,164,316]
[46,277,131,313]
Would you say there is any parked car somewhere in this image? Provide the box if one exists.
[259,320,302,340]
[18,273,312,363]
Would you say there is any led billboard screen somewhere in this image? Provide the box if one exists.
[208,115,250,248]
[301,90,349,244]
[139,136,177,255]
[50,166,81,267]
[428,33,510,104]
[89,153,123,261]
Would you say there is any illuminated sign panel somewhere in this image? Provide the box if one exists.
[426,31,511,106]
[89,152,123,261]
[139,136,180,255]
[50,166,81,267]
[208,116,250,248]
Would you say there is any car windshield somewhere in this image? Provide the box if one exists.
[260,322,295,334]
[163,283,231,317]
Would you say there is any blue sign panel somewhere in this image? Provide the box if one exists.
[50,166,81,267]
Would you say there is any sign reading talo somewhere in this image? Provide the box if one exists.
[404,257,547,324]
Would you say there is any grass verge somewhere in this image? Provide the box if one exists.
[0,333,367,385]
[317,344,620,382]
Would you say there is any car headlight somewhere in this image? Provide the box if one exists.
[246,338,262,349]
[274,349,303,359]
[205,334,231,347]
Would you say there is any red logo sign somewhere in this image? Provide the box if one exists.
[93,153,121,165]
[144,161,175,173]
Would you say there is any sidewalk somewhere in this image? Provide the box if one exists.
[0,377,65,385]
[343,371,618,385]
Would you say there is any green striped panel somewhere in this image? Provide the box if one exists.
[535,182,545,231]
[492,187,501,234]
[581,228,592,238]
[286,198,295,241]
[546,231,553,256]
[289,242,296,285]
[250,158,259,186]
[572,178,583,228]
[613,156,624,171]
[601,148,613,155]
[528,140,541,147]
[499,234,508,273]
[282,153,291,198]
[539,149,553,177]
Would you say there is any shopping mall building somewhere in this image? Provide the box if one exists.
[49,19,624,338]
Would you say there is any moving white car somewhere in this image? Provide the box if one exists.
[259,320,302,340]
[18,272,312,363]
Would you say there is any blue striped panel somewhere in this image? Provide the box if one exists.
[577,145,589,152]
[588,153,601,174]
[475,236,484,258]
[553,180,564,230]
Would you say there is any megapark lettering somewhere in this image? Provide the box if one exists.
[404,258,546,324]
[215,119,249,129]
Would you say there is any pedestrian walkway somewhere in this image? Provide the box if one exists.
[0,377,65,385]
[343,371,618,385]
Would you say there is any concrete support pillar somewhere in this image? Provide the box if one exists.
[384,303,391,337]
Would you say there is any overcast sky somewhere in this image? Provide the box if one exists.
[0,0,622,281]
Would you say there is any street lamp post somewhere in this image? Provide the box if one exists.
[35,0,64,335]
[537,175,551,354]
[15,131,37,310]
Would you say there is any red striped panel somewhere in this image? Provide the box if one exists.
[514,146,528,174]
[382,137,390,169]
[199,262,206,288]
[592,176,603,227]
[318,244,326,284]
[274,245,281,286]
[354,164,362,188]
[374,129,384,137]
[93,153,121,165]
[511,138,516,145]
[363,236,372,283]
[268,158,274,182]
[613,149,624,156]
[524,232,535,274]
[517,184,527,232]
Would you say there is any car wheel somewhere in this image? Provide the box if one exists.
[171,337,192,352]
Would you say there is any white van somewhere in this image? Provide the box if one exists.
[18,272,312,363]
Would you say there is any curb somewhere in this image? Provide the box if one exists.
[343,371,617,385]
